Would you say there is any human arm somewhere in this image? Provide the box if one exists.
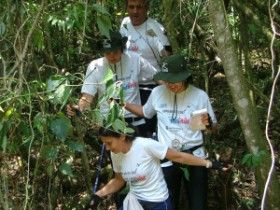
[124,103,145,117]
[165,148,229,170]
[66,93,95,117]
[95,173,126,198]
[165,148,209,167]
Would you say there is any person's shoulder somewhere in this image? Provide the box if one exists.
[189,85,209,97]
[120,17,131,28]
[123,50,140,59]
[152,84,165,93]
[87,57,104,69]
[147,17,165,29]
[134,137,157,148]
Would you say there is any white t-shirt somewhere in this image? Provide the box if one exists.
[81,51,157,119]
[143,85,217,160]
[120,17,170,84]
[111,137,169,202]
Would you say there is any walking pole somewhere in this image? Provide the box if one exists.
[85,143,106,209]
[93,143,106,193]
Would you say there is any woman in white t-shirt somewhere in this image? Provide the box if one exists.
[125,54,219,210]
[92,126,224,210]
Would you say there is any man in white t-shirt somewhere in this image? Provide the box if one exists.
[125,54,218,210]
[67,31,157,133]
[120,0,172,137]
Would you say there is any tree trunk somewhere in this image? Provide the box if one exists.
[162,0,180,52]
[208,0,280,209]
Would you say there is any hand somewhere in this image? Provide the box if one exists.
[210,160,232,171]
[66,104,80,117]
[201,113,212,129]
[86,194,103,210]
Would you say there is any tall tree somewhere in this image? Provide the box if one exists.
[208,0,280,209]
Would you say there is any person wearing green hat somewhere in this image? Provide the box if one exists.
[67,30,157,133]
[124,54,218,210]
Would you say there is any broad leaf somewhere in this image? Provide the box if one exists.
[97,15,111,38]
[41,146,59,160]
[50,114,72,141]
[67,140,85,153]
[59,163,74,177]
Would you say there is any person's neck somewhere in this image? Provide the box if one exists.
[132,17,148,27]
[122,140,132,154]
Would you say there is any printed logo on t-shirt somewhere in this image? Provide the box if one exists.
[122,81,138,90]
[170,116,189,124]
[122,163,147,184]
[128,40,139,52]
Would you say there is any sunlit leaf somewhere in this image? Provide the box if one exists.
[96,15,111,38]
[5,108,15,118]
[47,75,72,106]
[112,118,126,133]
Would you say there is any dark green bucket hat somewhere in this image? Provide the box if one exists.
[154,54,192,83]
[98,30,128,53]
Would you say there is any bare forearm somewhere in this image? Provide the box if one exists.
[125,103,144,117]
[165,149,208,167]
[95,176,125,198]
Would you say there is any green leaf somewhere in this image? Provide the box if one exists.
[96,15,112,38]
[41,146,59,160]
[112,118,126,133]
[50,114,72,141]
[47,75,72,106]
[92,3,110,15]
[241,153,251,165]
[67,140,85,152]
[89,109,104,126]
[181,166,190,180]
[106,103,119,125]
[59,163,74,177]
[34,112,47,134]
[241,150,266,168]
[103,68,114,85]
[33,29,44,50]
[5,107,15,118]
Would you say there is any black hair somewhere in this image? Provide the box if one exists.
[98,125,137,142]
[125,0,150,8]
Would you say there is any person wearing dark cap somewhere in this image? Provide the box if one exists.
[120,0,172,138]
[67,30,157,133]
[124,54,218,210]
